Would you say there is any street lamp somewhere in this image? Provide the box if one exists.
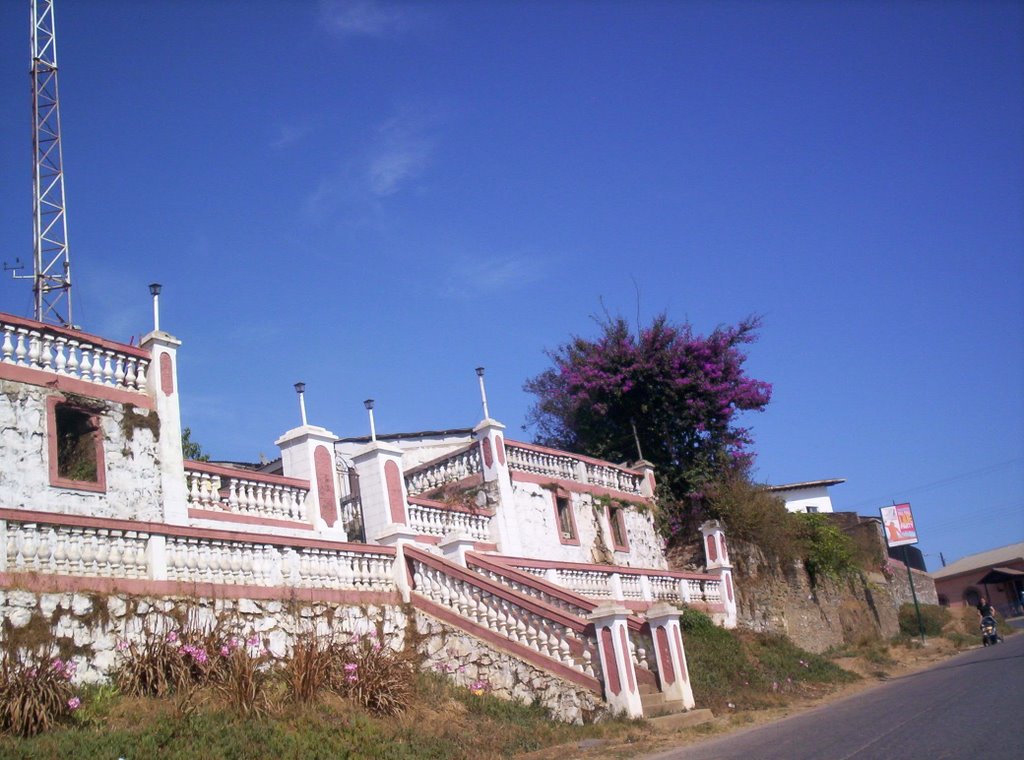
[148,283,162,331]
[294,382,307,426]
[364,398,377,442]
[475,366,490,420]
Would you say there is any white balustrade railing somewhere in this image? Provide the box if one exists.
[0,315,149,394]
[583,462,644,495]
[406,547,601,683]
[468,563,593,618]
[3,522,150,578]
[407,502,491,541]
[404,445,482,496]
[185,463,309,524]
[0,515,395,593]
[505,443,579,480]
[163,537,393,590]
[505,441,645,495]
[510,561,723,609]
[466,553,653,675]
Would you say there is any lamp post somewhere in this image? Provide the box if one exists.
[148,283,162,331]
[294,382,307,426]
[475,366,490,420]
[364,398,377,442]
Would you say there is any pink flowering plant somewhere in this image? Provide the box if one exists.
[0,649,81,737]
[331,629,413,716]
[524,314,771,538]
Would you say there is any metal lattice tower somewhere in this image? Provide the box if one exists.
[30,0,73,326]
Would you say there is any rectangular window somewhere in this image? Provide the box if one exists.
[806,506,819,514]
[552,493,579,545]
[47,397,106,492]
[608,506,629,552]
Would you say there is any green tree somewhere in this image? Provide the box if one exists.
[181,427,209,462]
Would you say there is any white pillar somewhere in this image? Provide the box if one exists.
[645,602,695,708]
[351,441,411,545]
[473,418,522,555]
[634,459,656,498]
[700,520,737,628]
[439,532,477,566]
[589,603,644,718]
[276,424,345,537]
[140,330,188,525]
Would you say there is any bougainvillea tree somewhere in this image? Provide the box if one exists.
[524,314,772,540]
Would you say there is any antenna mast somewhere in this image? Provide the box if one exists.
[29,0,73,326]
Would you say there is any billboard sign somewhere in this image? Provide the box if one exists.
[880,503,918,547]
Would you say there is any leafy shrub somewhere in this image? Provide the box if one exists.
[898,603,950,637]
[705,473,800,568]
[794,513,857,585]
[283,629,334,704]
[0,651,80,737]
[331,631,414,716]
[210,635,271,717]
[114,626,190,698]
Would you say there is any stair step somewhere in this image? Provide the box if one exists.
[647,708,715,730]
[640,692,666,710]
[643,698,687,718]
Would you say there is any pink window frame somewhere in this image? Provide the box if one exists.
[46,395,107,493]
[551,490,580,546]
[606,505,630,553]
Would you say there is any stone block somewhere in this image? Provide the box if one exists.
[39,594,61,618]
[71,594,93,616]
[237,599,261,615]
[7,590,38,609]
[107,596,127,618]
[267,630,288,659]
[7,607,33,629]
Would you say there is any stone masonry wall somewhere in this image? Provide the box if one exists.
[724,541,930,653]
[0,588,408,685]
[414,610,606,724]
[0,586,606,724]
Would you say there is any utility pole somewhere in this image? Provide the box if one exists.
[26,0,74,327]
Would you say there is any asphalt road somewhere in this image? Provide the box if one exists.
[645,633,1024,760]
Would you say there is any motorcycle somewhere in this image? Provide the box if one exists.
[980,615,1001,646]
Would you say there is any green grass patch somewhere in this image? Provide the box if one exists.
[0,672,636,760]
[681,608,858,711]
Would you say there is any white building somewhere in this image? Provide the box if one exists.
[0,305,740,721]
[765,478,845,514]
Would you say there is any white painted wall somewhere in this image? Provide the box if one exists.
[773,484,835,514]
[0,380,163,521]
[509,481,666,568]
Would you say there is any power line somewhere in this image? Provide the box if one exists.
[843,457,1023,510]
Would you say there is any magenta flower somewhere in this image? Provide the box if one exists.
[166,631,178,643]
[67,697,81,710]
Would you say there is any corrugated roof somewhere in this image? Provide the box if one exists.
[930,541,1024,579]
[766,478,846,492]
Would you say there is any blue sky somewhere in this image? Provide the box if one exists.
[0,1,1020,569]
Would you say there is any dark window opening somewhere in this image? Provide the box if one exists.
[609,507,628,548]
[55,405,99,482]
[556,496,575,539]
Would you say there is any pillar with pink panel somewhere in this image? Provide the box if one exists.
[700,519,738,628]
[139,283,188,525]
[471,367,522,556]
[589,603,644,718]
[644,602,695,708]
[349,398,417,548]
[274,382,346,538]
